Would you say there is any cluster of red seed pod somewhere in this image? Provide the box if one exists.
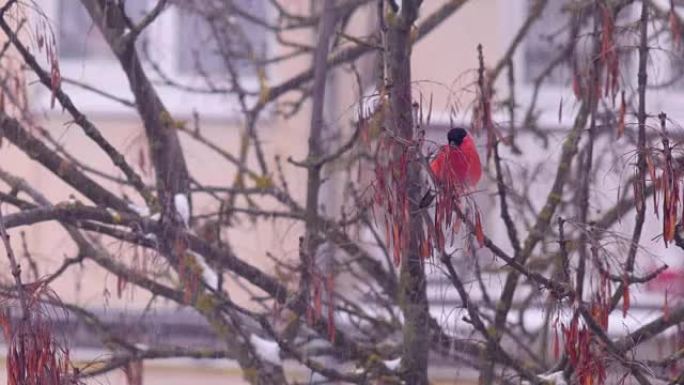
[561,314,607,385]
[373,136,412,266]
[0,291,75,385]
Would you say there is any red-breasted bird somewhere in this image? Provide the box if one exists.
[420,127,482,208]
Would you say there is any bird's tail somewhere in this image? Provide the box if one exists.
[419,188,435,209]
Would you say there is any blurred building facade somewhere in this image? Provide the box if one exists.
[0,0,680,384]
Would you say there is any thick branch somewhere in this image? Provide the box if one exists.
[302,0,337,313]
[79,0,189,213]
[0,114,130,211]
[385,1,429,384]
[611,0,649,310]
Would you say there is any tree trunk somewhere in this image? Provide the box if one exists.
[386,1,429,384]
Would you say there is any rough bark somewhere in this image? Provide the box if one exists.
[385,1,429,384]
[79,0,189,216]
[301,0,338,357]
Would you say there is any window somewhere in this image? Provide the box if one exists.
[506,1,646,125]
[523,0,571,86]
[57,0,109,60]
[35,0,269,117]
[622,2,684,119]
[57,1,146,60]
[176,12,225,75]
[523,1,635,88]
[650,31,684,89]
[667,52,684,88]
[175,2,267,78]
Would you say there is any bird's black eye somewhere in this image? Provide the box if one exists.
[447,127,467,146]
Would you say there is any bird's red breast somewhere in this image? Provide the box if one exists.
[430,134,481,189]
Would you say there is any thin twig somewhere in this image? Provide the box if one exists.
[0,205,28,320]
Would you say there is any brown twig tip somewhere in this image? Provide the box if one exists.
[0,207,29,321]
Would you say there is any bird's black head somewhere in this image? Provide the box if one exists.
[447,127,468,146]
